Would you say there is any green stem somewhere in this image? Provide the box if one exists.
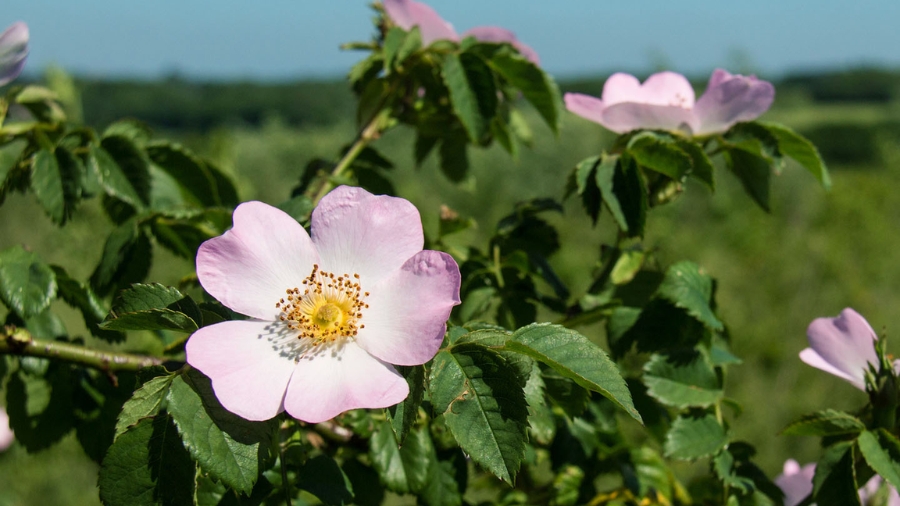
[310,109,386,205]
[1,325,164,372]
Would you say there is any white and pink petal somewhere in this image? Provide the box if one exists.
[800,307,879,390]
[356,250,461,366]
[0,22,28,87]
[694,68,775,135]
[383,0,458,46]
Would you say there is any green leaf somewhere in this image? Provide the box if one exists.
[781,409,866,437]
[656,261,723,330]
[676,139,715,190]
[419,450,466,506]
[663,414,727,460]
[88,145,145,209]
[428,342,528,484]
[610,249,646,285]
[383,26,421,71]
[759,121,831,189]
[387,365,425,445]
[51,265,122,342]
[458,286,496,322]
[489,52,561,133]
[5,367,76,451]
[145,142,226,207]
[454,329,533,387]
[296,455,355,506]
[442,53,497,142]
[550,465,585,506]
[643,352,722,408]
[276,195,313,222]
[812,441,860,506]
[101,283,200,333]
[370,420,432,494]
[0,245,57,319]
[627,132,693,180]
[524,363,555,444]
[504,323,641,422]
[30,148,66,223]
[114,374,175,439]
[614,154,648,237]
[166,370,275,495]
[90,218,152,296]
[726,148,771,212]
[0,139,27,186]
[858,429,900,492]
[100,135,152,206]
[438,131,469,182]
[98,415,196,506]
[542,367,590,417]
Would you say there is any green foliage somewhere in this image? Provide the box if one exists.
[858,429,900,491]
[781,409,866,437]
[664,414,728,460]
[812,442,860,506]
[100,283,200,333]
[0,244,57,319]
[643,352,722,408]
[656,261,723,331]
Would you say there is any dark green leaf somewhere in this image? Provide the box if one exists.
[0,245,57,319]
[103,119,153,144]
[383,27,421,71]
[663,414,727,460]
[442,53,497,142]
[51,265,122,342]
[370,421,432,494]
[627,132,693,180]
[387,365,425,444]
[504,323,641,422]
[429,342,528,484]
[676,139,715,190]
[489,52,561,133]
[98,415,196,506]
[438,132,469,182]
[146,142,224,207]
[114,374,175,439]
[0,139,27,187]
[296,454,354,506]
[614,155,648,236]
[542,367,589,417]
[643,352,722,408]
[781,409,866,437]
[812,441,860,506]
[524,362,555,444]
[419,450,466,506]
[88,145,144,209]
[5,367,76,452]
[759,121,831,189]
[30,148,66,223]
[858,429,900,492]
[101,283,200,333]
[166,370,275,494]
[726,148,771,212]
[100,135,152,206]
[454,328,533,387]
[656,261,723,330]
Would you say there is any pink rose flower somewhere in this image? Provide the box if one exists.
[564,68,774,135]
[0,407,14,452]
[186,186,461,423]
[382,0,540,65]
[800,308,881,391]
[0,22,28,86]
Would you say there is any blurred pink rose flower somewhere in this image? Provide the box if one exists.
[0,22,28,86]
[186,186,461,423]
[800,308,882,391]
[564,68,774,135]
[0,407,14,451]
[383,0,540,64]
[776,459,900,506]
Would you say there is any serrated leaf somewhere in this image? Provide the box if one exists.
[387,365,425,444]
[296,454,354,506]
[0,139,27,186]
[676,139,715,190]
[627,132,693,180]
[146,142,223,207]
[428,342,528,484]
[0,245,57,319]
[114,374,175,439]
[370,420,431,494]
[613,154,648,237]
[664,414,727,460]
[98,415,196,506]
[781,409,865,437]
[166,370,275,495]
[30,148,66,223]
[524,362,555,445]
[726,148,771,212]
[812,441,860,506]
[419,450,466,506]
[643,352,722,408]
[100,135,152,206]
[454,329,533,387]
[89,145,145,209]
[442,53,497,142]
[858,429,900,492]
[101,283,200,333]
[489,52,561,133]
[51,265,122,342]
[656,261,723,330]
[504,323,641,422]
[759,121,831,189]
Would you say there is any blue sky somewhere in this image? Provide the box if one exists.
[4,0,900,80]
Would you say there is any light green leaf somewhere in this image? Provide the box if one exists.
[0,245,57,319]
[145,142,224,207]
[759,121,831,189]
[429,342,528,484]
[627,132,693,180]
[663,414,727,460]
[610,249,646,285]
[504,323,641,422]
[98,415,196,506]
[643,352,722,408]
[656,261,723,330]
[0,139,27,186]
[781,409,866,437]
[165,370,275,495]
[419,451,465,506]
[114,374,175,439]
[858,429,900,492]
[524,362,555,444]
[369,420,431,494]
[489,52,561,133]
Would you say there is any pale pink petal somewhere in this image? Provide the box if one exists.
[564,92,607,125]
[799,348,866,390]
[186,320,298,421]
[801,308,879,390]
[311,186,424,286]
[462,26,540,65]
[602,71,695,108]
[0,407,14,451]
[601,102,698,134]
[0,22,28,86]
[282,341,409,423]
[383,0,458,46]
[356,250,460,366]
[774,459,815,506]
[197,201,319,321]
[694,68,775,135]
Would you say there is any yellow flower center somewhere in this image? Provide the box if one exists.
[276,264,369,345]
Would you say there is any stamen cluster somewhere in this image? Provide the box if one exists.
[276,264,369,344]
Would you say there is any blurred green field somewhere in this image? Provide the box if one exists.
[2,73,900,504]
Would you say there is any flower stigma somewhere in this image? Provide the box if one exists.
[276,264,370,346]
